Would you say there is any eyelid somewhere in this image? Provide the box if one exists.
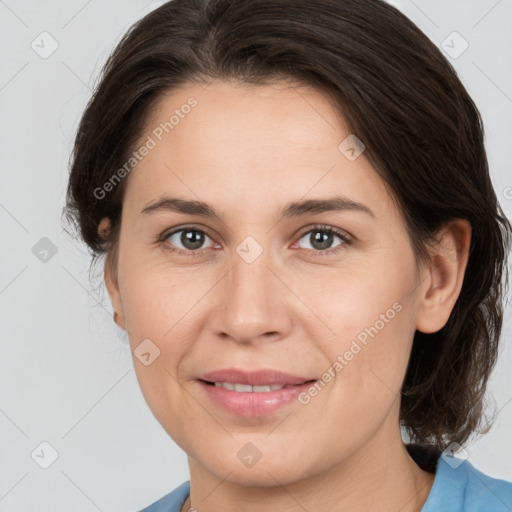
[159,224,213,243]
[294,224,352,243]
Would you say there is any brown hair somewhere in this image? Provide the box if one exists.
[64,0,511,450]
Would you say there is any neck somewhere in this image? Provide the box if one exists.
[184,423,435,512]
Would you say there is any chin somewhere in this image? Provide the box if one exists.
[193,442,317,487]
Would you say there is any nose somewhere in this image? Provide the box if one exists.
[210,245,294,345]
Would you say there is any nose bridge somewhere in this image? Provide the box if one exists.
[213,237,290,343]
[228,242,274,313]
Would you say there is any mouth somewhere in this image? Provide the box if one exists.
[195,368,318,416]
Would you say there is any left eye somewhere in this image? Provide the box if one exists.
[296,227,349,252]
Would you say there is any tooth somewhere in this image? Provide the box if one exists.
[211,382,288,392]
[234,383,253,392]
[253,385,272,392]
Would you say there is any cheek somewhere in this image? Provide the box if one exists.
[309,260,414,339]
[311,263,418,397]
[119,254,206,341]
[116,260,196,409]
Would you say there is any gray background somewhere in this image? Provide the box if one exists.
[0,0,511,510]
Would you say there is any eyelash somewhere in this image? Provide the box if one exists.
[158,224,352,258]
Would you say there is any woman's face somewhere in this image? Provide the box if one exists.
[107,79,431,485]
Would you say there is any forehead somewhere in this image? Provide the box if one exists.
[144,79,345,150]
[123,79,394,221]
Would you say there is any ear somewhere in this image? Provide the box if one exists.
[415,219,471,334]
[98,217,126,330]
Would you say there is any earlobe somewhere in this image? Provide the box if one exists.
[104,252,126,330]
[415,219,471,334]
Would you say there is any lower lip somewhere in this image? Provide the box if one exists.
[197,380,316,417]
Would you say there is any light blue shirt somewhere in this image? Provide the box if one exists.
[139,453,512,511]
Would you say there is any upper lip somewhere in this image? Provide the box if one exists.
[198,368,316,386]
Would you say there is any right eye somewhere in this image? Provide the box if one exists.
[160,226,216,256]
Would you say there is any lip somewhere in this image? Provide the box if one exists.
[196,368,317,417]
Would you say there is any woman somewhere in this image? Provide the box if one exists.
[64,0,512,510]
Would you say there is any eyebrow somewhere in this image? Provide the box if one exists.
[140,195,375,219]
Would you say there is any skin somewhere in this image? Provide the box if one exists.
[100,79,471,512]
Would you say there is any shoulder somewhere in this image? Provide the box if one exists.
[138,480,190,512]
[457,459,512,511]
[423,453,512,512]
